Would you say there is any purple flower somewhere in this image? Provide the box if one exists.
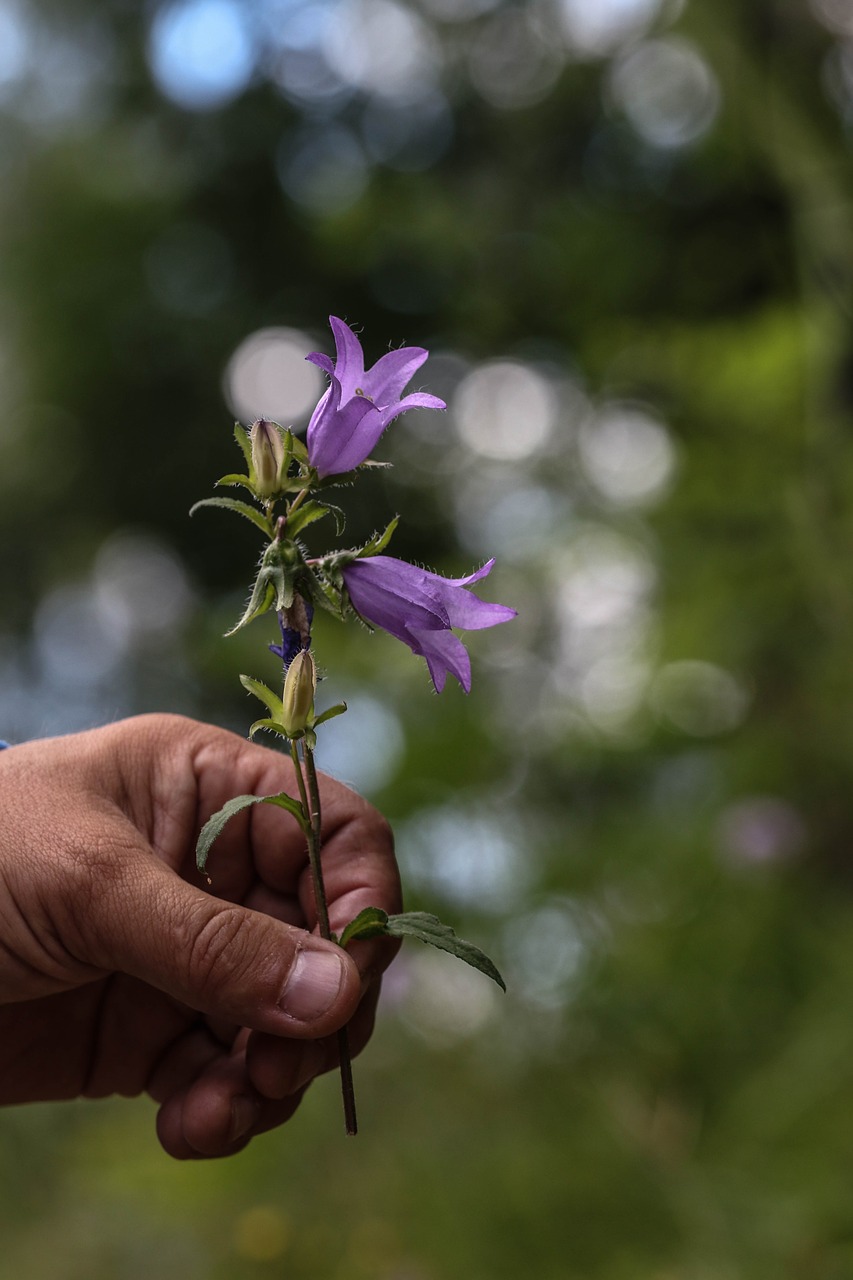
[306,317,445,477]
[342,555,516,693]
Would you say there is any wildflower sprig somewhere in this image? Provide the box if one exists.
[191,317,515,1134]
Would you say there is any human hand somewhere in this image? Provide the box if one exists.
[0,714,400,1157]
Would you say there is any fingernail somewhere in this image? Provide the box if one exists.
[229,1095,257,1144]
[280,947,346,1022]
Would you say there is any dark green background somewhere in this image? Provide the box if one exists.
[2,0,853,1275]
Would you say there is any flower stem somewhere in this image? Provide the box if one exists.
[290,739,358,1135]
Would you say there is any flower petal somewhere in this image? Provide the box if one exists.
[441,592,518,632]
[362,346,428,405]
[306,351,336,379]
[378,391,446,428]
[307,379,383,477]
[444,558,495,588]
[329,316,365,402]
[344,560,449,636]
[408,626,472,694]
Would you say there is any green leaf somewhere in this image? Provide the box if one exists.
[189,497,273,538]
[240,674,284,720]
[285,500,347,538]
[285,500,332,538]
[339,907,390,948]
[196,790,307,872]
[313,701,347,728]
[337,908,505,990]
[234,422,254,475]
[357,515,400,559]
[324,503,346,535]
[386,912,506,991]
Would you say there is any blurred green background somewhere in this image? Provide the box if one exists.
[2,0,853,1275]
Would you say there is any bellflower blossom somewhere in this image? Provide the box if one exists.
[306,317,445,477]
[342,555,516,693]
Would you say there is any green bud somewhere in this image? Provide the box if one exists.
[249,419,285,497]
[282,650,316,737]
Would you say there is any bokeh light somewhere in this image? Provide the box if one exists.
[277,123,368,213]
[650,659,748,736]
[0,1,30,100]
[147,0,255,110]
[399,804,531,913]
[467,9,564,111]
[558,0,664,57]
[453,360,557,460]
[578,403,677,508]
[93,532,194,646]
[716,796,808,866]
[313,692,404,794]
[397,949,500,1047]
[224,327,323,427]
[324,0,441,102]
[608,37,721,149]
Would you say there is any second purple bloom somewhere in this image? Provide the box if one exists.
[342,555,516,693]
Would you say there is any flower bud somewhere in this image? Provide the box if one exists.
[249,419,285,497]
[282,650,316,737]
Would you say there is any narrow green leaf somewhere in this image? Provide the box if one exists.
[358,515,400,559]
[234,423,254,475]
[239,674,285,720]
[313,701,347,728]
[339,907,390,948]
[285,500,333,538]
[196,789,307,872]
[264,791,307,823]
[385,912,506,991]
[325,503,346,535]
[189,497,273,538]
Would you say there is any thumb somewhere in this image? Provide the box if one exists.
[73,842,361,1038]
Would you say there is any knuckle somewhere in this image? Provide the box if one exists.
[185,905,255,999]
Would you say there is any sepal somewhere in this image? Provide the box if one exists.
[239,674,285,721]
[233,423,255,475]
[248,717,289,739]
[215,473,255,493]
[313,701,347,728]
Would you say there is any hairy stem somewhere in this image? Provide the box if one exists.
[291,739,358,1135]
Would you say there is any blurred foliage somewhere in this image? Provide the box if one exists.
[4,0,853,1276]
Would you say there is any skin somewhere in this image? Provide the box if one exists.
[0,714,401,1158]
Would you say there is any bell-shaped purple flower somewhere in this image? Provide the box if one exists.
[305,317,445,477]
[342,555,516,693]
